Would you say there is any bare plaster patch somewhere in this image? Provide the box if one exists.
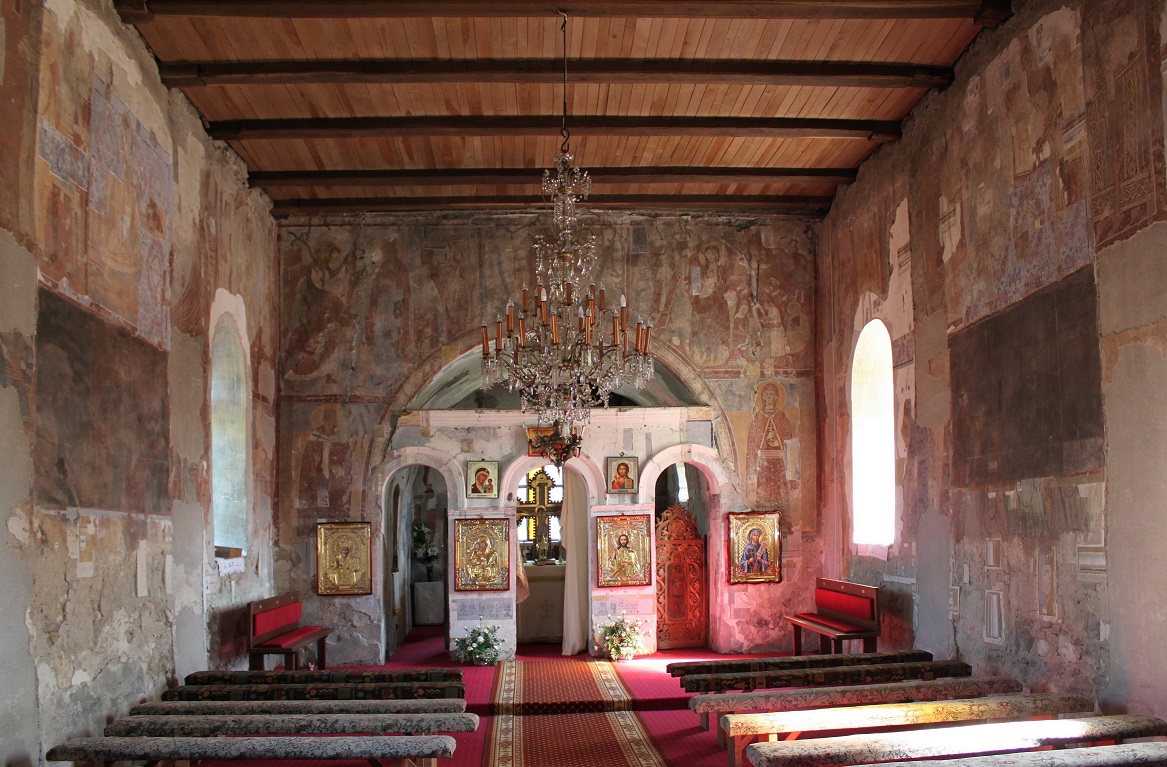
[1100,318,1167,384]
[0,226,36,332]
[1098,218,1167,336]
[914,311,951,429]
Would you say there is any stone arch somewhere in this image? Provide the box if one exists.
[500,452,605,503]
[376,445,466,511]
[638,443,731,506]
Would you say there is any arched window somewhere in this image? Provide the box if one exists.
[211,323,248,555]
[851,320,895,546]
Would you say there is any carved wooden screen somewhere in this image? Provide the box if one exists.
[655,504,707,649]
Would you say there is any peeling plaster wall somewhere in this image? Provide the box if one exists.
[818,0,1167,708]
[0,229,42,767]
[278,213,820,659]
[1,0,277,757]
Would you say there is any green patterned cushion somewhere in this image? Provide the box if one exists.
[681,660,971,693]
[162,682,466,701]
[667,650,932,678]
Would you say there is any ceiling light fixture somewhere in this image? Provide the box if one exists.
[480,12,654,466]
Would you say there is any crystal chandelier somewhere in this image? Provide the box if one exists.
[480,13,654,465]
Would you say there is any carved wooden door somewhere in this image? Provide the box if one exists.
[655,504,707,649]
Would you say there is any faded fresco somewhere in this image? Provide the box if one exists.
[936,6,1094,331]
[34,3,175,348]
[817,0,1166,698]
[278,215,817,530]
[34,289,169,513]
[0,0,42,240]
[1084,0,1167,249]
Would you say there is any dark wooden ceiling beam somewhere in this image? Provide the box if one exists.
[161,59,953,90]
[210,116,901,143]
[250,166,858,187]
[118,1,1011,27]
[270,194,834,216]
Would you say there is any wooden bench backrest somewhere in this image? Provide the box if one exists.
[815,577,880,633]
[249,593,303,646]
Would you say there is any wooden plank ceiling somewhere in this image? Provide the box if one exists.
[117,0,1011,218]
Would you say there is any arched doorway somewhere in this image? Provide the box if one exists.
[377,448,463,660]
[383,466,450,650]
[515,463,565,643]
[513,462,590,655]
[653,462,710,649]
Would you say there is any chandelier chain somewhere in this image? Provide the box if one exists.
[480,11,655,465]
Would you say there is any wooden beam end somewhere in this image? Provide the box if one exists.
[158,64,204,88]
[974,1,1013,28]
[115,0,153,22]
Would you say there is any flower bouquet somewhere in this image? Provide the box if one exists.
[599,615,644,661]
[452,623,503,666]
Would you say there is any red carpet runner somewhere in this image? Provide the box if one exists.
[486,658,670,767]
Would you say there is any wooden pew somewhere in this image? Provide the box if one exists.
[45,735,456,767]
[105,712,480,737]
[247,593,332,671]
[786,578,880,655]
[856,742,1167,767]
[721,692,1094,767]
[746,715,1167,767]
[185,668,463,685]
[161,681,466,701]
[130,698,467,716]
[689,675,1023,732]
[681,659,972,694]
[667,650,933,679]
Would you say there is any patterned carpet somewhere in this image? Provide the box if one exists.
[491,656,633,714]
[486,657,669,767]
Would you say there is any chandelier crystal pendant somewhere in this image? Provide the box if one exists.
[480,12,654,465]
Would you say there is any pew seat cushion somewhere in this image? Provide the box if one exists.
[46,735,456,762]
[131,698,467,716]
[745,715,1167,767]
[105,712,480,737]
[688,676,1024,716]
[255,625,329,649]
[856,742,1167,767]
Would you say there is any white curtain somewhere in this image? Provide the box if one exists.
[561,469,590,655]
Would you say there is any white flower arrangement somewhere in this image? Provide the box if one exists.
[452,623,503,666]
[600,615,644,661]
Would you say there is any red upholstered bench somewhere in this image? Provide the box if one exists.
[785,578,880,655]
[248,594,332,671]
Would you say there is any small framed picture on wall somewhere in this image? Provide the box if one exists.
[605,456,638,494]
[453,518,510,591]
[596,514,652,587]
[317,521,373,596]
[726,511,782,584]
[466,460,499,499]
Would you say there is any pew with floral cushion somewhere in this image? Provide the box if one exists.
[184,668,462,685]
[130,698,467,716]
[745,714,1167,767]
[161,680,466,701]
[688,676,1022,732]
[104,712,480,737]
[45,735,455,767]
[855,742,1167,767]
[721,692,1094,767]
[667,649,933,679]
[681,659,972,694]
